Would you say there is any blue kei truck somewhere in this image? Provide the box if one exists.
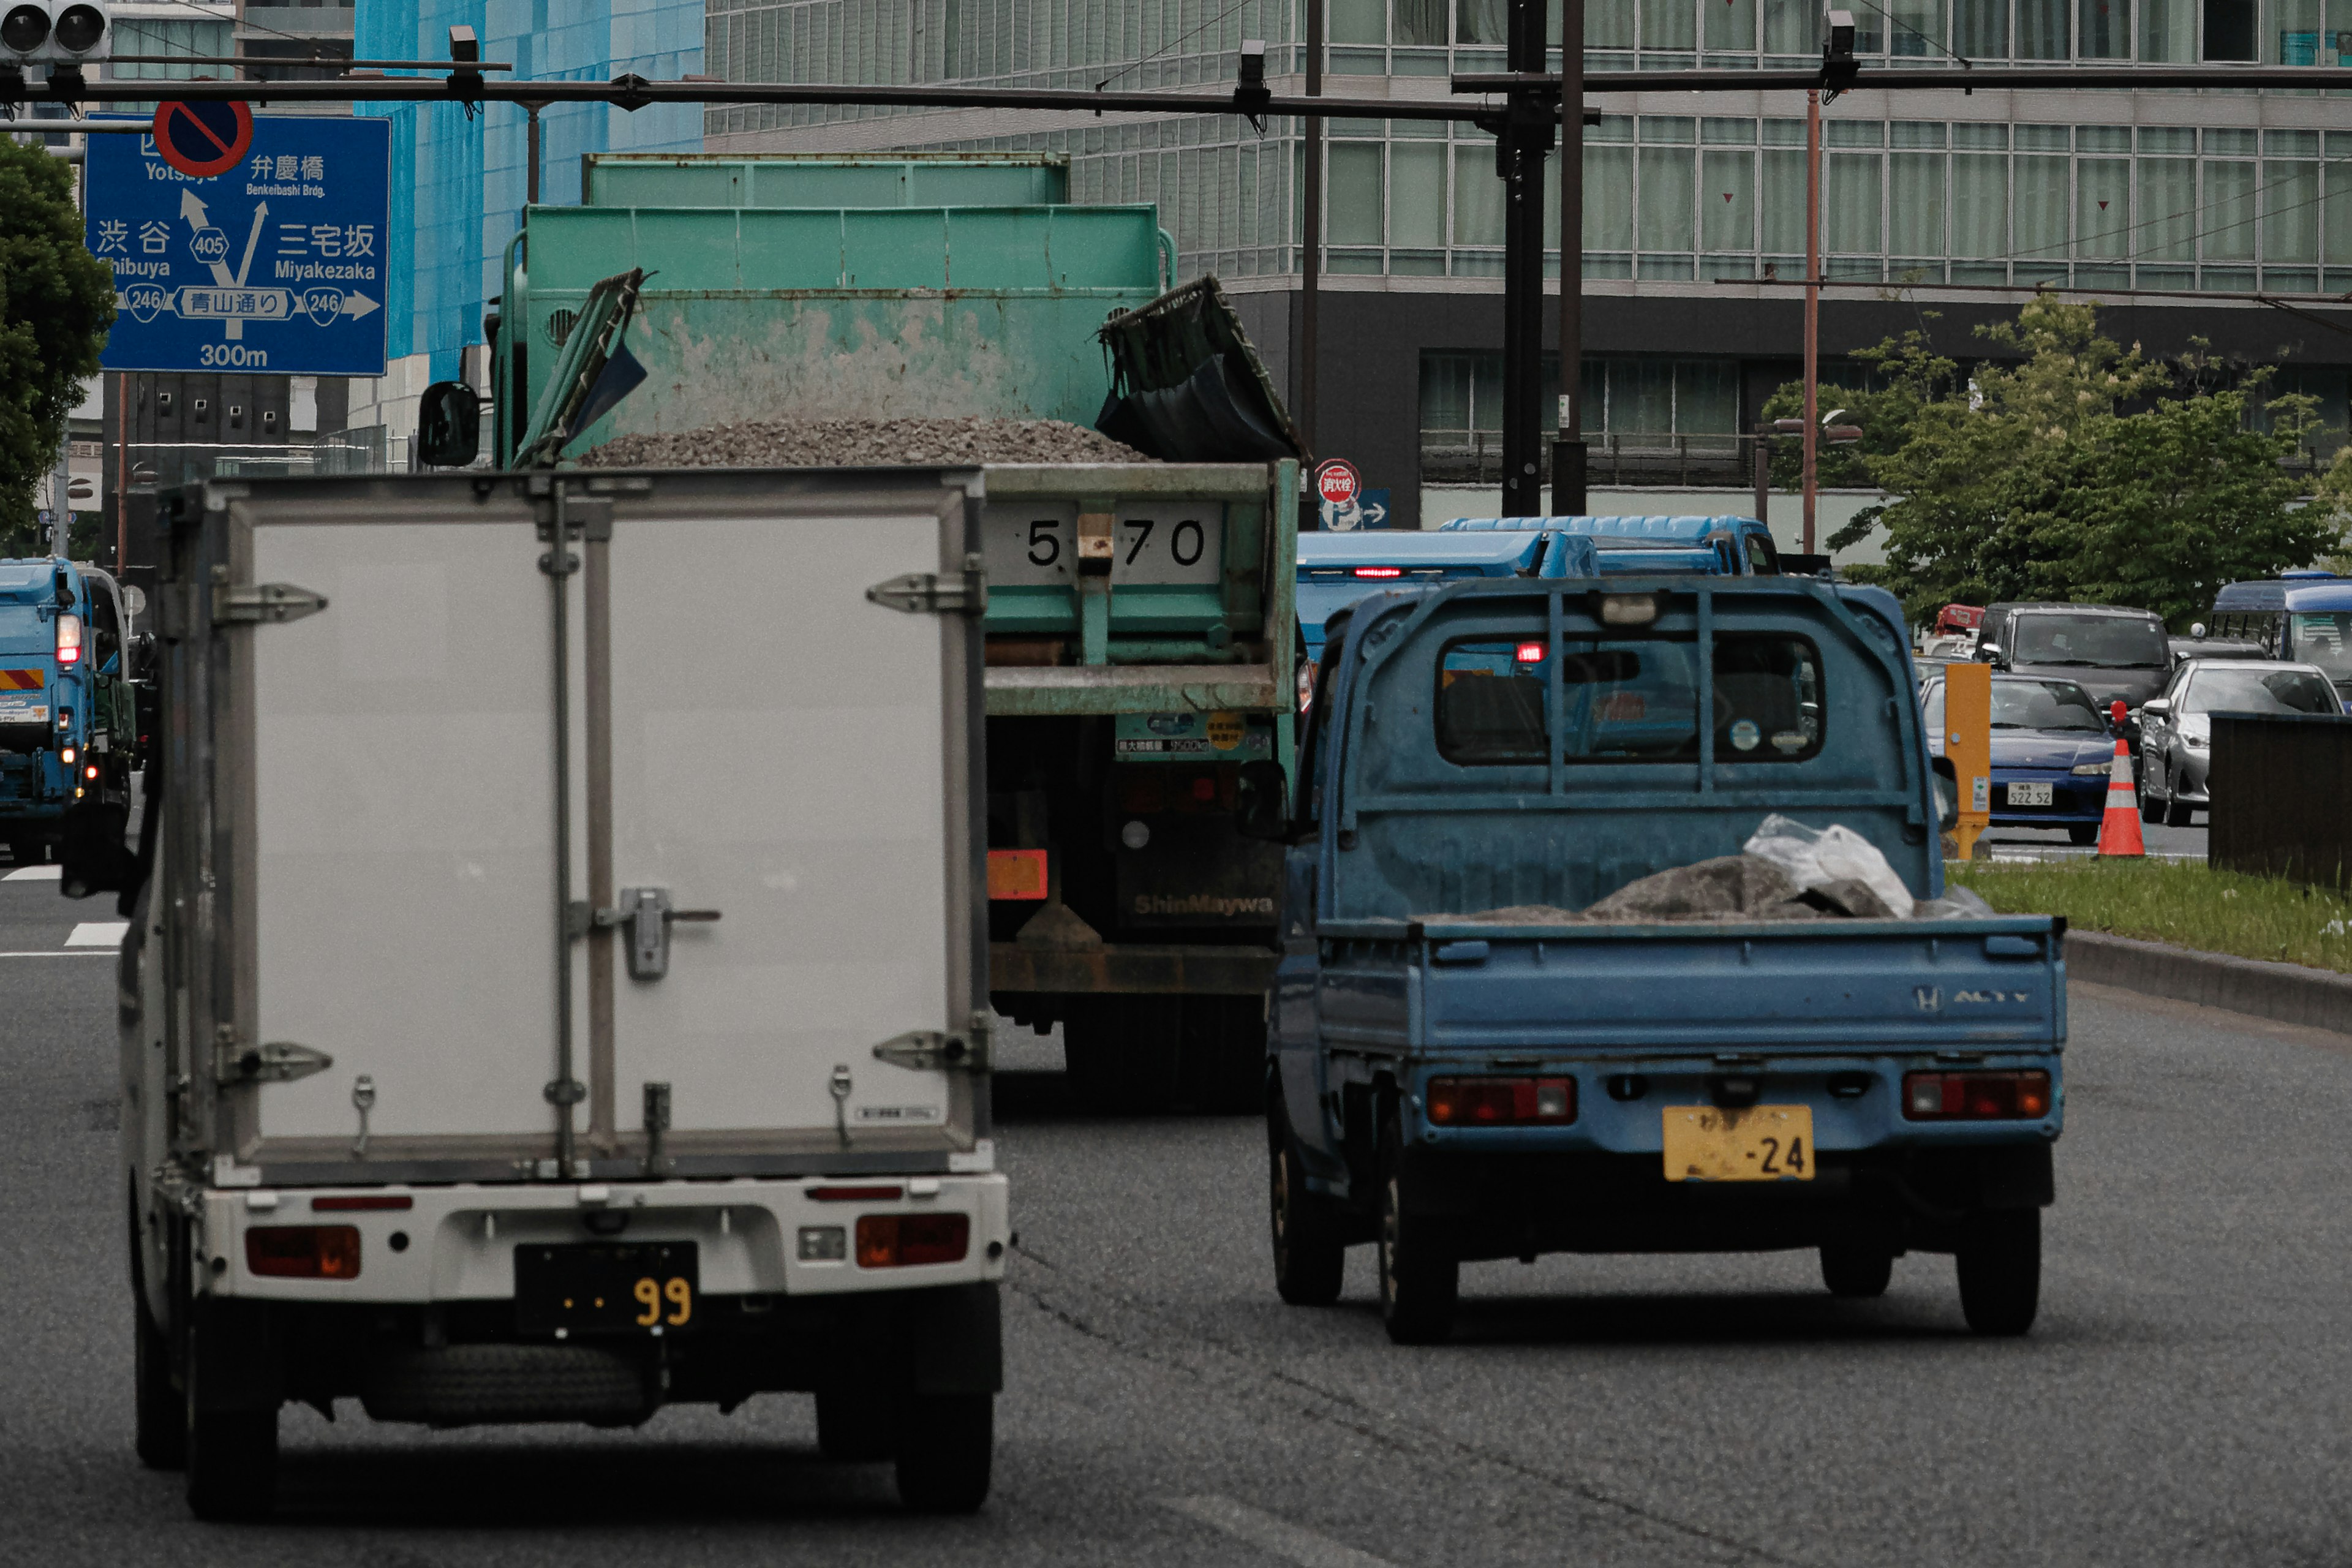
[0,557,139,863]
[1238,573,2064,1344]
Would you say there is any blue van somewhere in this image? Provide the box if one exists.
[1294,531,1597,667]
[1439,514,1781,578]
[2208,571,2352,703]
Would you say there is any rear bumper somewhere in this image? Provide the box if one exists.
[990,940,1275,997]
[197,1173,1010,1305]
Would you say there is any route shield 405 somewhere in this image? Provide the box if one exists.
[86,114,391,376]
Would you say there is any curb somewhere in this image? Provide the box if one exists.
[2067,929,2352,1034]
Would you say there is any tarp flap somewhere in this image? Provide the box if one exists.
[1095,275,1306,464]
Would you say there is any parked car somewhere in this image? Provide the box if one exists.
[2138,658,2345,825]
[2168,626,2269,669]
[1920,672,2119,845]
[1978,602,2172,722]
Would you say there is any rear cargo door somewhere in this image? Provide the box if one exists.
[599,476,988,1170]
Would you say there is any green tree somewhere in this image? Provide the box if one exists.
[0,136,114,537]
[1765,296,2333,626]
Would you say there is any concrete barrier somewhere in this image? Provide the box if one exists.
[2068,929,2352,1034]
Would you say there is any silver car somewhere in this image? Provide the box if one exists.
[2138,657,2343,824]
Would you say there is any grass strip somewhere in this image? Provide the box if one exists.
[1947,859,2352,976]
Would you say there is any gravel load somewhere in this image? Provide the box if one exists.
[578,416,1154,470]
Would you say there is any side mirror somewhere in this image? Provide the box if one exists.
[1234,760,1289,842]
[1977,642,2002,666]
[53,568,74,608]
[58,800,133,900]
[1932,769,1957,829]
[2141,698,2171,719]
[417,382,482,468]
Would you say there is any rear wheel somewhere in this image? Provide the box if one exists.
[1376,1115,1457,1345]
[815,1389,895,1462]
[892,1392,992,1513]
[7,834,40,865]
[1063,998,1181,1114]
[1819,1243,1894,1299]
[1269,1114,1344,1306]
[2163,771,2193,827]
[1955,1208,2041,1336]
[135,1291,184,1470]
[2138,763,2163,823]
[184,1406,276,1521]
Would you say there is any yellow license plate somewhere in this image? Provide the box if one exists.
[1662,1105,1815,1182]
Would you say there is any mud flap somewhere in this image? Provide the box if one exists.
[900,1283,1002,1397]
[187,1298,281,1414]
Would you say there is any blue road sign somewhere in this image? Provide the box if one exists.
[86,115,390,376]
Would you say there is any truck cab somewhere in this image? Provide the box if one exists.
[0,557,138,863]
[1256,575,2063,1344]
[1439,514,1780,578]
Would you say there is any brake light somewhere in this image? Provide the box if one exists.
[311,1194,412,1212]
[1354,566,1403,578]
[1902,1070,2052,1120]
[83,764,97,780]
[854,1213,970,1267]
[1515,641,1546,663]
[244,1224,361,1278]
[1426,1076,1577,1126]
[54,613,81,666]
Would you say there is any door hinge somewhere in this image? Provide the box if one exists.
[213,582,329,626]
[872,1013,991,1072]
[213,1027,334,1085]
[867,554,987,616]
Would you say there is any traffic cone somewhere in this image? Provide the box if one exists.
[2097,732,2146,858]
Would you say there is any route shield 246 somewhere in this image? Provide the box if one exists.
[86,114,391,376]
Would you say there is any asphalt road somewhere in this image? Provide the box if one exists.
[8,871,2352,1566]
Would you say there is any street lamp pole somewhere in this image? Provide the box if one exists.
[1300,0,1324,458]
[1551,0,1586,516]
[1801,86,1822,557]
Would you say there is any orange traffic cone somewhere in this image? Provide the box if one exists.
[2097,706,2146,857]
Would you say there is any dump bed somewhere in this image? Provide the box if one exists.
[148,469,989,1186]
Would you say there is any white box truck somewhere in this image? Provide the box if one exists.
[92,468,1006,1520]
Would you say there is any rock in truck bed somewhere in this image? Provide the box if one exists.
[577,416,1155,470]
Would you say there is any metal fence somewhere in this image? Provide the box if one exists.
[2210,712,2352,888]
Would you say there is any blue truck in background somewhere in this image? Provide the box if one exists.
[1296,532,1597,669]
[1246,573,2063,1344]
[1440,514,1782,578]
[0,558,140,864]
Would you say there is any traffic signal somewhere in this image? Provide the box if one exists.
[0,1,111,66]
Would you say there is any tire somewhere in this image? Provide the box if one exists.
[1063,997,1181,1115]
[2163,771,2192,827]
[184,1406,277,1521]
[135,1291,184,1471]
[2138,766,2163,824]
[816,1389,896,1463]
[1180,995,1268,1114]
[1955,1208,2041,1337]
[2067,824,2098,846]
[1819,1243,1894,1299]
[1376,1115,1457,1346]
[7,834,39,866]
[892,1392,992,1513]
[1269,1115,1345,1306]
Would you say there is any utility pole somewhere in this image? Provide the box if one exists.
[1299,0,1323,458]
[1498,0,1552,518]
[1801,87,1821,557]
[524,100,544,204]
[1551,0,1586,516]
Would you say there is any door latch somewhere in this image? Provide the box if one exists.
[611,887,720,979]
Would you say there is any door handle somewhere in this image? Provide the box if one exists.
[613,887,722,980]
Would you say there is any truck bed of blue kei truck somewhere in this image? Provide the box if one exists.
[1248,572,2064,1344]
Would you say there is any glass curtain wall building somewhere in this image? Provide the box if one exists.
[703,0,2352,529]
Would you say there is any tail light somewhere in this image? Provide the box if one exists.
[1354,566,1403,578]
[1514,641,1545,663]
[54,613,81,666]
[244,1225,361,1278]
[1902,1070,2051,1120]
[854,1213,970,1268]
[1427,1076,1577,1126]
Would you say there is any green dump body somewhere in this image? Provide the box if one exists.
[492,202,1172,464]
[584,150,1071,208]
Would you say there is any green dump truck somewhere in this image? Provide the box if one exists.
[486,155,1298,1111]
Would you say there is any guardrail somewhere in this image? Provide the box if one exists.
[2210,710,2352,888]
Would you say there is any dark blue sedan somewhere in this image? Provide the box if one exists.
[1921,673,2119,845]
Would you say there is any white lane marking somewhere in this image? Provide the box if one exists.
[4,864,61,881]
[1163,1496,1401,1568]
[66,922,129,948]
[0,951,115,958]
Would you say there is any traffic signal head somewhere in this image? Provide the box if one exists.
[1,1,110,65]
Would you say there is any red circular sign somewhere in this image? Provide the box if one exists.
[151,99,254,179]
[1314,459,1360,507]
